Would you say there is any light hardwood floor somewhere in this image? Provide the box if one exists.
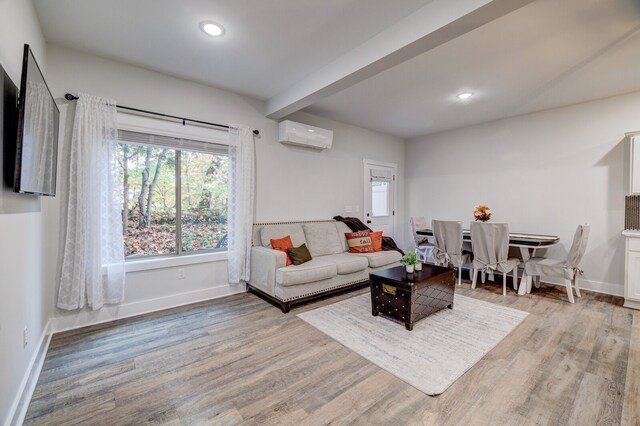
[25,281,640,425]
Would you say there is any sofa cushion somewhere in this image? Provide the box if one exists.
[288,243,312,265]
[276,259,337,286]
[334,222,352,252]
[370,231,383,252]
[271,235,293,265]
[345,230,374,253]
[261,224,306,248]
[317,254,369,275]
[348,250,402,268]
[302,222,343,257]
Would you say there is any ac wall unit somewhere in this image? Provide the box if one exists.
[278,120,333,150]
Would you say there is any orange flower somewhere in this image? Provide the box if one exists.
[473,204,492,222]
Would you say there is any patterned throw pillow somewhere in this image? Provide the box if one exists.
[271,235,293,266]
[370,231,383,252]
[345,230,374,253]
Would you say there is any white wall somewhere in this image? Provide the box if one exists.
[45,45,405,330]
[406,92,640,296]
[283,110,405,230]
[0,0,50,424]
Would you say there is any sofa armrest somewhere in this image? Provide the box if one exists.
[249,246,286,297]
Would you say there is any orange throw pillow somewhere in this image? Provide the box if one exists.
[370,231,383,252]
[271,235,293,266]
[345,230,374,253]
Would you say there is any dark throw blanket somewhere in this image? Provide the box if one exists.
[333,216,404,255]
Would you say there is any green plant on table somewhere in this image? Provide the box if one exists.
[401,251,417,266]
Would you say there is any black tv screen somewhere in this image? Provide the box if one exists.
[14,44,59,196]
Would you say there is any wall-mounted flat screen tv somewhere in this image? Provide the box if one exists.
[14,44,59,196]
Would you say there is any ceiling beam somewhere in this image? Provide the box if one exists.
[266,0,537,120]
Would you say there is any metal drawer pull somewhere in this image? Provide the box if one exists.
[382,284,397,295]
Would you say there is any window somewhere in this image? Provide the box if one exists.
[117,130,228,258]
[371,180,390,217]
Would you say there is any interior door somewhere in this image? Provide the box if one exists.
[364,161,396,238]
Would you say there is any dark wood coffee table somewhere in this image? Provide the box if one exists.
[369,264,456,330]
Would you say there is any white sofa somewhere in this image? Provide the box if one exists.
[248,220,402,312]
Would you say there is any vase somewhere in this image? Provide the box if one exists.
[415,262,422,271]
[405,264,414,273]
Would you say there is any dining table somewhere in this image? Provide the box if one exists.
[416,228,560,295]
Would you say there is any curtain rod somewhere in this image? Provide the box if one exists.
[64,93,259,135]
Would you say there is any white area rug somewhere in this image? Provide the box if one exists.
[298,293,528,395]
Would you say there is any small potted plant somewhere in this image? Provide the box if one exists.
[401,252,417,273]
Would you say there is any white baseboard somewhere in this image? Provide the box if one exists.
[5,320,52,426]
[623,299,640,309]
[541,277,624,297]
[51,283,246,334]
[461,264,624,298]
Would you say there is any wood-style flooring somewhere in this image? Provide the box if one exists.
[25,281,640,425]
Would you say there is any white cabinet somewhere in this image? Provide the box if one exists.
[626,133,640,195]
[623,231,640,309]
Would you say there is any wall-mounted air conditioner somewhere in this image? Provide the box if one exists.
[278,120,333,150]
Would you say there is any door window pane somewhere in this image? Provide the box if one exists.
[181,151,229,253]
[371,180,389,217]
[119,144,177,257]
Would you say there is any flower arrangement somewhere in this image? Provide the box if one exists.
[473,204,492,222]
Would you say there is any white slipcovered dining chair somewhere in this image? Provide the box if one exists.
[470,222,520,296]
[520,224,590,303]
[410,216,434,263]
[432,220,472,286]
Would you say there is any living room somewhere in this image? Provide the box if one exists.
[1,0,639,425]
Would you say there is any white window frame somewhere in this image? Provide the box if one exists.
[117,112,229,146]
[117,111,230,269]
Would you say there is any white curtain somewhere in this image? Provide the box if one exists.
[57,93,125,310]
[227,125,255,284]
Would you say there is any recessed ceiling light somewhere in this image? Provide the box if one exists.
[456,92,473,100]
[200,21,225,37]
[308,129,315,132]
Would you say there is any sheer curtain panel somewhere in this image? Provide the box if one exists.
[227,126,255,284]
[57,93,125,310]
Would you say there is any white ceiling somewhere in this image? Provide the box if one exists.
[34,0,432,100]
[35,0,640,139]
[305,0,640,138]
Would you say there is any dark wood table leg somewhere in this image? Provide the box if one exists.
[370,280,378,316]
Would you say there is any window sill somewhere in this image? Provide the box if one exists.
[125,251,228,273]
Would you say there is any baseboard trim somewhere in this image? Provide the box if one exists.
[6,320,52,426]
[542,277,624,297]
[51,283,246,334]
[623,299,640,310]
[461,264,624,297]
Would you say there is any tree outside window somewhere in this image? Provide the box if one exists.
[117,141,228,258]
